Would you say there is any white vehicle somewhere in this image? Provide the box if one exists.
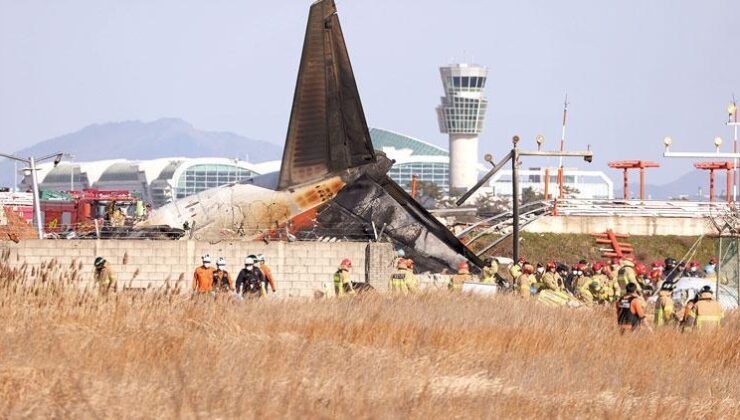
[671,277,738,311]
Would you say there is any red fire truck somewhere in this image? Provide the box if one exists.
[40,189,144,233]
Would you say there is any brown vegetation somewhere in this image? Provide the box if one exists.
[0,259,739,418]
[475,232,718,264]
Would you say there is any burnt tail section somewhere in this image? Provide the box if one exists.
[278,0,376,190]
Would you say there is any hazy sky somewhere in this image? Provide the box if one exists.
[1,0,738,184]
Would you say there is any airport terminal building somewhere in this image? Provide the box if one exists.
[22,128,455,208]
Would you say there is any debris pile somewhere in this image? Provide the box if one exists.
[0,207,37,242]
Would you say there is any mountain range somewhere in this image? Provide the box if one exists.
[1,117,714,199]
[0,118,282,187]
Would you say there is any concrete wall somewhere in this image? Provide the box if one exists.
[0,240,395,298]
[526,215,714,236]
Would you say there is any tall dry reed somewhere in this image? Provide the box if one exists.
[0,258,738,419]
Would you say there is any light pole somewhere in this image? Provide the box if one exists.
[662,136,738,297]
[64,153,76,191]
[457,135,593,262]
[728,100,739,202]
[0,151,64,239]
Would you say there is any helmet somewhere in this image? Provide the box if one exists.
[340,258,352,269]
[201,254,211,264]
[522,263,535,274]
[244,257,255,266]
[651,261,663,268]
[458,261,470,271]
[546,260,557,269]
[397,258,408,269]
[256,254,265,263]
[690,260,699,268]
[94,256,106,267]
[577,263,588,272]
[484,257,495,267]
[592,262,604,271]
[216,257,226,267]
[700,285,713,293]
[589,281,602,291]
[709,257,718,265]
[635,263,647,276]
[517,256,526,264]
[396,249,406,257]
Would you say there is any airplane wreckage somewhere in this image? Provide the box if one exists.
[136,0,482,272]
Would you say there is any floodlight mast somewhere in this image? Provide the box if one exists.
[0,151,63,239]
[456,135,593,263]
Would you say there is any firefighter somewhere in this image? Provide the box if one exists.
[654,282,675,327]
[405,259,419,292]
[515,263,535,299]
[93,256,117,295]
[635,263,653,295]
[236,257,264,297]
[686,260,703,278]
[573,264,591,296]
[649,261,664,285]
[681,290,701,332]
[592,262,618,301]
[509,257,525,282]
[333,258,355,297]
[388,258,413,295]
[213,257,234,292]
[693,287,724,331]
[481,257,499,284]
[663,257,680,284]
[193,254,215,294]
[617,258,640,292]
[449,261,473,292]
[616,283,646,333]
[540,261,561,292]
[256,254,276,294]
[580,280,607,306]
[534,263,546,289]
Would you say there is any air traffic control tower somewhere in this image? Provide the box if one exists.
[436,63,488,195]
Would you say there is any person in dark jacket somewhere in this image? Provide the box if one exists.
[236,257,265,297]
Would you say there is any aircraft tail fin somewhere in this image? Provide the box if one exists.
[278,0,376,190]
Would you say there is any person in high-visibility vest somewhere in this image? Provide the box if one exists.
[389,258,411,294]
[515,263,535,299]
[449,261,473,292]
[540,261,561,292]
[693,287,723,331]
[481,257,499,284]
[509,257,525,283]
[654,282,675,327]
[593,262,618,301]
[333,258,355,297]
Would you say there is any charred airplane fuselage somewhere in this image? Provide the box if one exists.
[137,0,482,271]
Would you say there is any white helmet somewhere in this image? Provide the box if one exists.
[216,257,226,267]
[244,257,255,266]
[201,254,211,264]
[256,254,265,263]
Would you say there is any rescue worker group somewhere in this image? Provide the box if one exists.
[92,251,725,332]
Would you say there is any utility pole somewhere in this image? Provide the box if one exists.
[457,135,593,262]
[0,151,64,239]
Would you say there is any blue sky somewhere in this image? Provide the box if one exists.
[0,0,738,184]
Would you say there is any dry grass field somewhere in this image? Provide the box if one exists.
[1,260,739,419]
